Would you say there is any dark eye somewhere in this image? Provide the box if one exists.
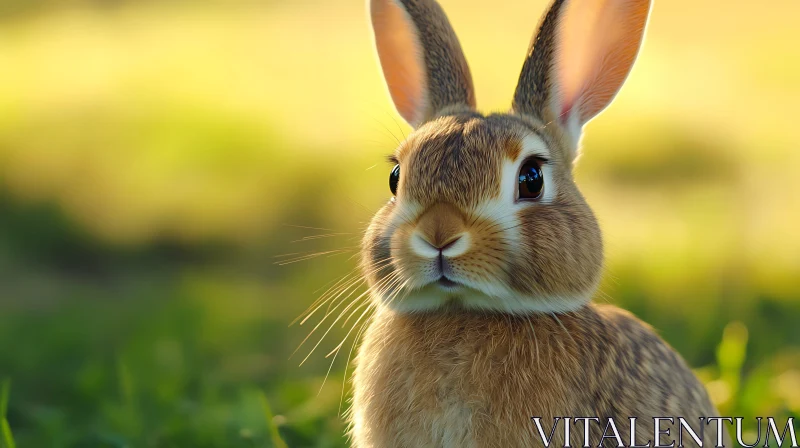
[518,159,544,200]
[389,164,400,195]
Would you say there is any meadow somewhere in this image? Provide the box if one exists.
[0,0,799,446]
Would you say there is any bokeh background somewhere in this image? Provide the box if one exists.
[0,0,799,446]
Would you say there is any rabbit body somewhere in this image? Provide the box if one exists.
[350,304,723,447]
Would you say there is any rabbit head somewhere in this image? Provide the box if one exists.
[363,0,651,313]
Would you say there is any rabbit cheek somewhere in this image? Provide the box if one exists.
[389,223,437,290]
[509,202,603,308]
[458,215,516,290]
[361,204,398,297]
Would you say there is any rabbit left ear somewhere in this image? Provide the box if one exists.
[370,0,476,128]
[513,0,652,146]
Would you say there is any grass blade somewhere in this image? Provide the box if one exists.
[259,392,288,448]
[0,379,15,448]
[0,380,8,419]
[0,420,14,448]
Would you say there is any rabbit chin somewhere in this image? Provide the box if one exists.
[375,280,593,315]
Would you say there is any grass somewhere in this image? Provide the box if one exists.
[261,393,289,448]
[0,264,350,447]
[1,379,15,448]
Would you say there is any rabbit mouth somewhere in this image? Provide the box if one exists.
[436,276,461,289]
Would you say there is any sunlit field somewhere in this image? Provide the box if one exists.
[1,0,799,446]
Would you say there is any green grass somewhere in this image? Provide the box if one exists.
[261,393,289,448]
[1,379,15,448]
[0,264,349,447]
[0,197,360,447]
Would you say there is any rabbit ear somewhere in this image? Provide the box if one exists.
[370,0,476,128]
[513,0,651,143]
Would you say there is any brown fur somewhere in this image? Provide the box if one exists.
[347,0,727,446]
[513,0,566,122]
[351,304,724,447]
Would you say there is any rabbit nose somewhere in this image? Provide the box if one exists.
[412,233,469,256]
[411,203,470,258]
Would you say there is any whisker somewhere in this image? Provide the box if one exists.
[370,116,402,146]
[299,273,398,366]
[275,249,355,266]
[299,293,367,367]
[380,278,411,309]
[385,109,409,144]
[283,223,337,232]
[293,257,393,327]
[372,274,406,308]
[315,258,393,318]
[301,275,366,326]
[291,277,367,358]
[291,232,351,243]
[319,302,375,396]
[292,267,362,326]
[328,300,376,357]
[339,308,374,416]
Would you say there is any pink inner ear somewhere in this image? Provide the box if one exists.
[555,0,650,124]
[371,0,428,127]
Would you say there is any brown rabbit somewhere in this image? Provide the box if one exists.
[348,0,729,446]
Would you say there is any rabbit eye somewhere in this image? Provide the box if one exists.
[389,164,400,195]
[518,159,544,200]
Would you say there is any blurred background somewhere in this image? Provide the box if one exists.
[0,0,798,446]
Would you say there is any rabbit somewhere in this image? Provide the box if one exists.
[348,0,729,447]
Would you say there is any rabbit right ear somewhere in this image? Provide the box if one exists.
[369,0,476,128]
[513,0,651,147]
